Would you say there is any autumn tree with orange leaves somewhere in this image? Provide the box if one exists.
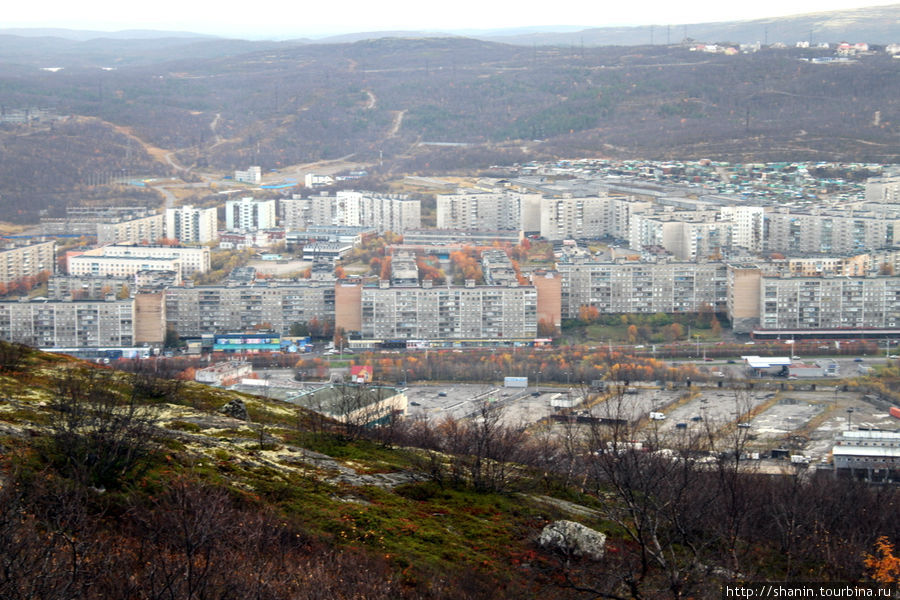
[865,536,900,585]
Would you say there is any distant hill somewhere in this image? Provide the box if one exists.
[4,3,898,48]
[478,4,900,46]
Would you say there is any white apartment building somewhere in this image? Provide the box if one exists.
[0,241,55,285]
[436,190,541,232]
[281,191,420,234]
[865,171,900,204]
[165,205,218,244]
[96,212,165,245]
[234,166,262,184]
[719,206,764,253]
[225,197,276,231]
[765,210,900,254]
[539,196,607,240]
[71,244,209,275]
[68,255,183,284]
[629,214,732,260]
[0,298,134,347]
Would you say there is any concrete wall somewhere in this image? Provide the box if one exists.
[335,282,362,334]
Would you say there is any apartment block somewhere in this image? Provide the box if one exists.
[0,241,55,284]
[85,244,210,275]
[225,197,276,231]
[866,171,900,204]
[46,275,131,300]
[629,213,731,260]
[282,191,420,233]
[758,275,900,330]
[360,281,537,340]
[539,196,607,241]
[765,210,900,254]
[97,212,165,245]
[557,259,728,319]
[165,205,218,243]
[719,206,764,253]
[436,190,540,232]
[0,298,134,347]
[134,291,166,345]
[234,166,262,184]
[164,281,336,337]
[68,255,183,284]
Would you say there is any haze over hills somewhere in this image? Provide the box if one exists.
[477,3,900,46]
[1,3,898,48]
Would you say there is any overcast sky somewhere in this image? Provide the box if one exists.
[6,0,898,39]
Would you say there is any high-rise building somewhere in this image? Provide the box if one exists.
[225,197,276,231]
[165,205,218,244]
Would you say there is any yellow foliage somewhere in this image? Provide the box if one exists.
[865,536,900,584]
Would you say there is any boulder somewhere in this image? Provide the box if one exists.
[220,398,248,421]
[539,520,606,561]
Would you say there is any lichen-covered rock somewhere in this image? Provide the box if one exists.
[220,398,248,421]
[539,520,606,561]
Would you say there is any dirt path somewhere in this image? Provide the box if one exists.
[388,110,406,137]
[364,90,376,110]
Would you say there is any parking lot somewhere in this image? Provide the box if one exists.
[245,363,898,465]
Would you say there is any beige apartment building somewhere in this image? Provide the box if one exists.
[97,213,165,245]
[0,241,55,285]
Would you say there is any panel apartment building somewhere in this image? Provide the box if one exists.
[436,190,542,232]
[0,298,134,347]
[358,281,538,341]
[165,205,218,244]
[225,197,276,231]
[81,244,209,275]
[97,212,165,245]
[165,281,336,337]
[281,191,420,234]
[557,259,729,319]
[765,209,900,254]
[727,265,900,332]
[0,241,55,285]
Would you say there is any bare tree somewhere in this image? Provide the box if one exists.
[44,366,160,488]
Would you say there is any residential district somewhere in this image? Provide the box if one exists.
[2,160,900,351]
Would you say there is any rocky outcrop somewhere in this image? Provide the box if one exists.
[539,520,606,561]
[220,398,248,421]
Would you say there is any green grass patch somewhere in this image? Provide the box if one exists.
[284,431,418,472]
[167,420,202,433]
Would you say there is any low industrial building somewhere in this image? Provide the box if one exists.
[288,384,407,427]
[833,430,900,482]
[195,361,253,386]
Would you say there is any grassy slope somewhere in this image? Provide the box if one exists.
[0,345,601,598]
